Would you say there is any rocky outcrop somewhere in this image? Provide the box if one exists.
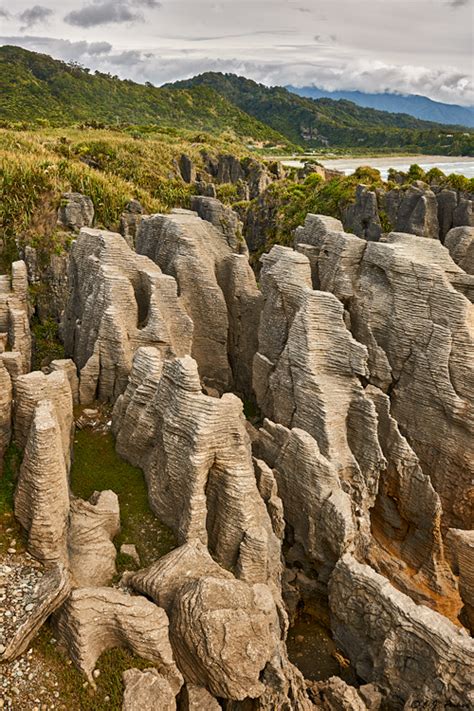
[0,360,12,473]
[190,195,247,255]
[61,227,193,403]
[343,185,382,241]
[0,260,31,373]
[24,245,69,325]
[445,225,474,274]
[53,587,182,687]
[127,542,310,708]
[329,555,474,709]
[49,358,80,405]
[57,192,94,232]
[179,684,221,710]
[137,208,260,393]
[13,369,73,464]
[383,184,439,239]
[446,529,474,631]
[68,490,120,588]
[0,563,71,663]
[122,667,182,711]
[294,217,474,531]
[114,355,281,584]
[14,400,70,565]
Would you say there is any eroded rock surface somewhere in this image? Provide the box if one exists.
[57,192,94,232]
[329,555,474,709]
[0,360,12,474]
[62,227,193,403]
[53,588,182,687]
[0,260,31,373]
[122,667,182,711]
[445,225,474,274]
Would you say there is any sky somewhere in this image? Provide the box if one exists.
[0,0,473,105]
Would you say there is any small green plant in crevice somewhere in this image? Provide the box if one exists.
[32,317,65,369]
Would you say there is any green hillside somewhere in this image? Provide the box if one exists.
[167,73,474,155]
[0,46,291,148]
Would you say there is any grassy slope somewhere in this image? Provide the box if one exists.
[168,73,474,154]
[0,45,291,149]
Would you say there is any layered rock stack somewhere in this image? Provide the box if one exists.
[0,260,31,374]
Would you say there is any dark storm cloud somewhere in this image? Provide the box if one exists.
[19,5,53,29]
[64,2,140,28]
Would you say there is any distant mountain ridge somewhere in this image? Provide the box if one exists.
[168,72,473,155]
[287,86,474,128]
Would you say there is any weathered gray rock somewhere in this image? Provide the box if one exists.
[49,358,80,405]
[0,260,31,373]
[384,185,439,239]
[119,200,144,248]
[0,360,12,474]
[437,188,458,241]
[0,563,71,663]
[114,355,281,585]
[295,217,474,531]
[137,208,260,393]
[446,528,474,631]
[68,490,120,588]
[57,192,94,232]
[179,154,196,184]
[14,400,70,565]
[253,246,385,524]
[445,225,474,274]
[190,196,247,255]
[329,555,474,709]
[179,684,221,710]
[61,227,193,403]
[122,667,182,711]
[53,587,182,687]
[453,196,474,228]
[169,575,281,700]
[343,185,382,241]
[308,676,369,710]
[13,369,74,466]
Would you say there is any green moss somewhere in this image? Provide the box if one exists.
[70,426,175,569]
[33,626,156,711]
[31,317,65,369]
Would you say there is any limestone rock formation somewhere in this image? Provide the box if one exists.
[170,576,280,700]
[119,199,144,248]
[14,400,70,565]
[179,685,221,710]
[53,587,182,687]
[68,490,120,588]
[329,555,474,709]
[13,369,73,465]
[253,245,385,523]
[0,260,31,373]
[0,563,71,662]
[122,667,182,711]
[343,185,382,241]
[114,355,281,584]
[446,529,474,631]
[308,676,369,710]
[137,208,260,393]
[0,360,12,474]
[190,195,247,255]
[383,184,439,239]
[49,358,80,405]
[294,217,474,531]
[445,225,474,274]
[57,192,94,232]
[62,227,193,403]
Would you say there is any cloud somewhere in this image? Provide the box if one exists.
[447,0,469,7]
[64,2,141,28]
[136,0,162,6]
[19,5,53,29]
[0,7,10,19]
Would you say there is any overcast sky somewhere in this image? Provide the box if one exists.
[1,0,473,105]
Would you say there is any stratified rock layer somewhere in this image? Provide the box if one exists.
[0,360,12,474]
[294,216,474,531]
[445,225,474,274]
[62,227,193,403]
[137,208,261,395]
[14,400,70,565]
[0,260,31,373]
[329,555,474,709]
[53,588,182,687]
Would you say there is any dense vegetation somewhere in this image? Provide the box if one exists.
[169,73,474,155]
[0,46,291,149]
[2,47,473,155]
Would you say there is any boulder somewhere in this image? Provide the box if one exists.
[383,185,439,239]
[122,667,182,711]
[57,192,94,232]
[179,684,221,710]
[343,185,382,241]
[61,227,193,403]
